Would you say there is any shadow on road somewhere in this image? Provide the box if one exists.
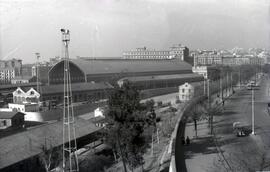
[184,136,220,159]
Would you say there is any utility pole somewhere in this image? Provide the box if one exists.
[239,67,241,88]
[220,75,223,102]
[61,29,79,172]
[35,53,40,93]
[207,79,213,134]
[230,72,233,93]
[204,78,206,95]
[226,72,229,97]
[251,88,255,135]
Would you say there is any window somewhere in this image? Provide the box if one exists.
[182,89,185,93]
[3,120,6,126]
[189,89,191,93]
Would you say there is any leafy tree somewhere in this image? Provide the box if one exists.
[105,82,150,172]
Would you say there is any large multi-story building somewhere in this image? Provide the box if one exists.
[0,68,15,84]
[0,59,22,84]
[194,51,265,66]
[122,44,189,62]
[194,51,222,66]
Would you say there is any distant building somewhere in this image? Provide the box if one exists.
[258,51,270,64]
[192,66,220,80]
[122,44,189,62]
[48,58,193,85]
[179,83,194,102]
[11,76,34,84]
[194,51,222,66]
[123,47,170,59]
[194,50,265,66]
[49,56,62,66]
[169,44,190,62]
[32,64,52,84]
[0,59,22,84]
[8,87,40,112]
[21,64,34,77]
[94,107,105,118]
[0,111,25,130]
[12,87,40,104]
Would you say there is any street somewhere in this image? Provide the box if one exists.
[212,75,270,171]
[178,76,270,172]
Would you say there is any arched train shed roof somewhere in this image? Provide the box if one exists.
[52,58,193,75]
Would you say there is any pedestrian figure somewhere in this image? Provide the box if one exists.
[222,100,225,106]
[181,137,185,145]
[186,136,190,145]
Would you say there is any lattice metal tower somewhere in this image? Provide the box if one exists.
[61,29,79,172]
[35,52,40,93]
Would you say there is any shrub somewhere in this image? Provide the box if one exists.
[157,101,163,107]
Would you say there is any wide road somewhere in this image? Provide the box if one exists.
[212,75,270,172]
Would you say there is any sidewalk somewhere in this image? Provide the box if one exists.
[184,120,217,172]
[184,87,238,172]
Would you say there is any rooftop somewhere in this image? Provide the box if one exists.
[40,82,114,94]
[0,111,25,119]
[12,76,33,80]
[0,118,100,169]
[118,73,203,82]
[68,58,192,75]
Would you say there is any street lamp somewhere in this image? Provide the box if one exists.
[251,87,255,135]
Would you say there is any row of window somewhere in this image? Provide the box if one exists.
[42,91,107,103]
[123,55,170,59]
[124,51,170,55]
[50,77,84,83]
[181,89,192,93]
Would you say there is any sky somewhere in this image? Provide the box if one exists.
[0,0,270,63]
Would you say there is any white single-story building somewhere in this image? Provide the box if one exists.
[94,107,105,118]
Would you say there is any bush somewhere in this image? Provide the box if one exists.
[79,154,113,172]
[157,101,163,107]
[156,117,161,123]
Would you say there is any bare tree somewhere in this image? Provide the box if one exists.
[38,138,62,172]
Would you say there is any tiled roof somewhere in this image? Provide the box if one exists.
[0,83,39,90]
[118,73,203,82]
[40,82,113,95]
[0,118,100,169]
[0,112,25,119]
[69,59,192,75]
[12,76,33,80]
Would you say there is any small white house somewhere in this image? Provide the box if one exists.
[179,82,194,102]
[94,107,105,118]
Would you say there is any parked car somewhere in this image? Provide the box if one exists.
[233,122,249,137]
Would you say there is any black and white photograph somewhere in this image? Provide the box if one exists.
[0,0,270,171]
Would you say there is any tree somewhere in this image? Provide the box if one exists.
[105,82,150,172]
[205,105,223,135]
[38,139,62,172]
[189,103,206,138]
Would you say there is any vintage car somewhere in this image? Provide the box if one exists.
[233,122,249,137]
